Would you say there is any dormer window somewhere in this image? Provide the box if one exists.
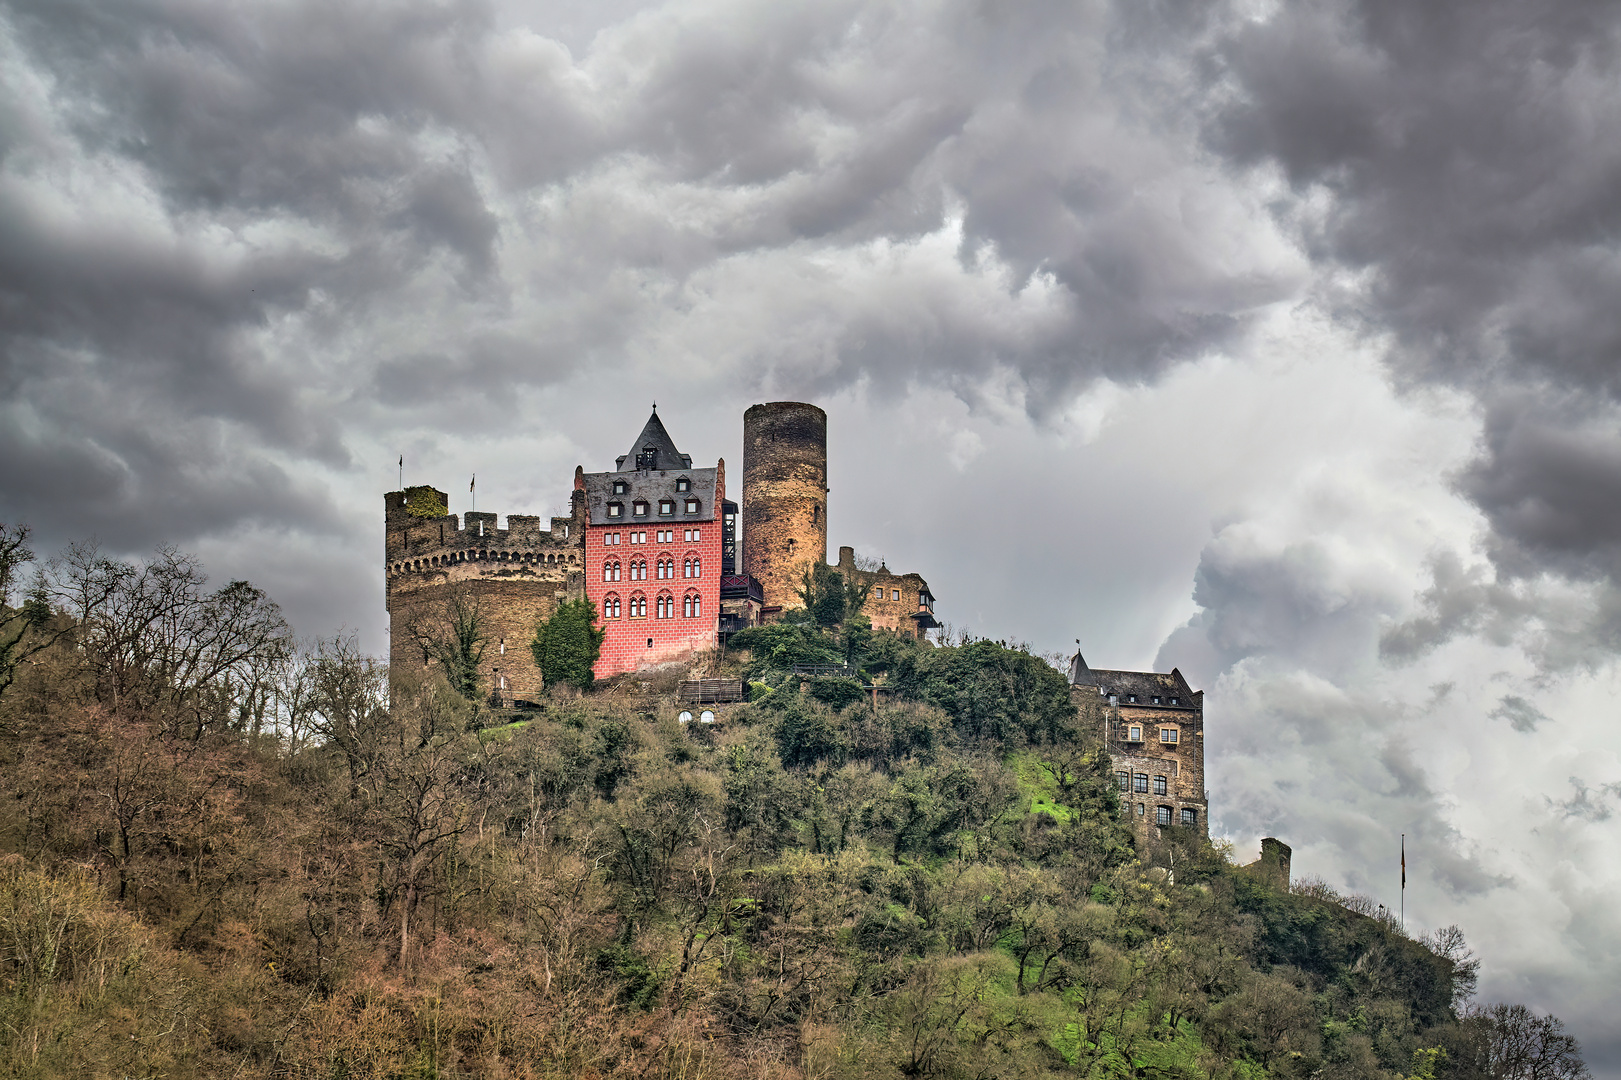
[658,499,674,515]
[1128,695,1137,703]
[675,477,690,492]
[1152,696,1161,704]
[607,502,623,518]
[633,500,649,517]
[684,498,699,514]
[1170,697,1179,705]
[613,480,628,495]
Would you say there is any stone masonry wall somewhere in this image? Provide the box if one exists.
[385,487,585,702]
[742,402,827,614]
[1074,684,1208,840]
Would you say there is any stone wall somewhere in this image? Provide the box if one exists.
[385,487,586,702]
[834,546,937,639]
[1072,669,1208,841]
[742,402,828,614]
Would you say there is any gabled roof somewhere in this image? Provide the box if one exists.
[615,410,693,472]
[1071,656,1199,707]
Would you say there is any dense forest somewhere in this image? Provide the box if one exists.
[0,527,1591,1079]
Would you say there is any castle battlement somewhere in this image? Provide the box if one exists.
[385,488,584,578]
[384,486,588,705]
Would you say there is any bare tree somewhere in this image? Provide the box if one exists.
[0,525,94,701]
[403,584,490,702]
[1478,1003,1590,1080]
[44,543,291,737]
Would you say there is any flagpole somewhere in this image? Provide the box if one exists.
[471,474,476,515]
[1401,833,1406,929]
[399,455,403,490]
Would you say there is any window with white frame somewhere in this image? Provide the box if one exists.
[1160,728,1179,743]
[684,528,701,541]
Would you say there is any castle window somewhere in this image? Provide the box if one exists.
[1152,696,1161,704]
[657,557,674,579]
[656,593,673,618]
[684,592,701,617]
[1170,697,1179,705]
[607,502,622,518]
[1153,775,1168,796]
[629,594,646,618]
[1126,725,1142,742]
[634,501,649,516]
[1180,808,1197,826]
[1128,694,1137,703]
[874,586,883,598]
[1133,773,1148,794]
[684,528,700,541]
[604,594,621,618]
[1160,728,1178,743]
[676,477,690,492]
[613,480,628,495]
[1156,806,1173,827]
[1136,803,1146,817]
[1116,771,1130,792]
[658,500,674,515]
[685,499,699,514]
[892,589,900,601]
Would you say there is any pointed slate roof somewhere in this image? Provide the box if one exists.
[615,409,693,472]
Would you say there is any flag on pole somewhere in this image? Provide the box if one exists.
[1401,835,1406,889]
[470,475,475,492]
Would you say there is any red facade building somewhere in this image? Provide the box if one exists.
[580,410,725,678]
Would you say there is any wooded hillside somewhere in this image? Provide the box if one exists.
[0,527,1588,1079]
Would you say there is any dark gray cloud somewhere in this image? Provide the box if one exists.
[1208,0,1621,624]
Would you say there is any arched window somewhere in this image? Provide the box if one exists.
[656,593,674,618]
[604,593,621,618]
[1179,807,1197,826]
[629,593,646,618]
[684,591,701,618]
[657,557,674,580]
[1155,806,1173,827]
[629,560,645,580]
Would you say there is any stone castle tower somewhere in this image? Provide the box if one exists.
[741,402,828,615]
[384,486,586,703]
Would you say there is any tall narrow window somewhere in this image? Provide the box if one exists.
[1116,772,1130,792]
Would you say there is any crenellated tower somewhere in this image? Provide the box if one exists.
[384,485,586,703]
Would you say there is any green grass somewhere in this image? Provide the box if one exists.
[1007,750,1076,823]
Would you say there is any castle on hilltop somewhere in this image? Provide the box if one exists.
[1069,651,1209,838]
[383,401,1209,841]
[385,402,939,695]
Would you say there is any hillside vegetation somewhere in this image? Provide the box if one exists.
[0,528,1588,1079]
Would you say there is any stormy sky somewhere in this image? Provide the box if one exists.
[4,0,1621,1066]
